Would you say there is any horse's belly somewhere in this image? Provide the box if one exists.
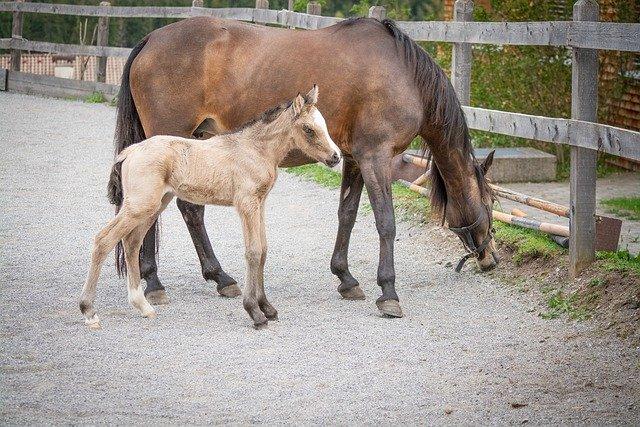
[172,182,233,207]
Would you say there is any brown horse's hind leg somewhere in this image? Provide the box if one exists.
[330,156,366,300]
[357,151,403,318]
[176,200,240,297]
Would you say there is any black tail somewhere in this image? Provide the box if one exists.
[109,35,151,277]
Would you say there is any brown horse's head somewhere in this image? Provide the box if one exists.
[431,151,498,272]
[288,85,341,167]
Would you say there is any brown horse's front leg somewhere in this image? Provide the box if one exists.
[330,156,366,300]
[358,154,403,318]
[176,199,240,297]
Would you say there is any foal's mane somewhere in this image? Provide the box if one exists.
[225,99,294,135]
[349,17,493,218]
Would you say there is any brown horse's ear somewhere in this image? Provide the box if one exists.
[481,150,495,174]
[305,84,319,105]
[292,93,305,116]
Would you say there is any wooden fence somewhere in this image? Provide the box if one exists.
[1,0,639,275]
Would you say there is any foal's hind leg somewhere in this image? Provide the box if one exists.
[79,211,138,328]
[123,222,157,318]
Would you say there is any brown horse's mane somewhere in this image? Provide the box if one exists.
[335,17,491,219]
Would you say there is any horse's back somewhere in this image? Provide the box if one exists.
[130,17,422,150]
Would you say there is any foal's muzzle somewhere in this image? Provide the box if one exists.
[326,152,341,167]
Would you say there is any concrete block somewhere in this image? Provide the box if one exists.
[475,147,556,183]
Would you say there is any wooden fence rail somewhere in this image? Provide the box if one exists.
[1,1,639,51]
[1,0,639,275]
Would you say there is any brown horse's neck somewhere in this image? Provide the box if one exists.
[428,137,483,225]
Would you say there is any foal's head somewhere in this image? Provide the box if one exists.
[288,85,341,167]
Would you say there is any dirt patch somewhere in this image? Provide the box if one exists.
[492,245,640,346]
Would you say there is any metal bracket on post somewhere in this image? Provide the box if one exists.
[368,6,386,21]
[10,0,25,72]
[569,0,599,277]
[96,1,110,84]
[451,0,473,106]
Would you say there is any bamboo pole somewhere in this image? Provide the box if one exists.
[402,153,429,168]
[489,183,570,218]
[412,171,430,186]
[492,210,570,237]
[397,178,571,239]
[397,179,430,197]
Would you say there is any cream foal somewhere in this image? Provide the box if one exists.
[80,85,341,329]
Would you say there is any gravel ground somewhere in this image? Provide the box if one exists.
[1,92,639,425]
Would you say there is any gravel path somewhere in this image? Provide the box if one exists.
[1,92,638,424]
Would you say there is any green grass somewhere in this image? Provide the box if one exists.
[493,221,565,264]
[601,197,640,221]
[285,164,431,222]
[595,250,640,275]
[540,289,591,321]
[284,164,342,189]
[85,92,107,104]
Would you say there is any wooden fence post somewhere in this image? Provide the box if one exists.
[569,0,599,277]
[451,0,473,106]
[96,1,110,84]
[368,6,386,20]
[306,1,321,15]
[10,0,25,72]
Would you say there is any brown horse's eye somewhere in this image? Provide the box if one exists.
[302,125,315,136]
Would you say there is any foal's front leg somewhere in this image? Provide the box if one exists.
[238,201,272,328]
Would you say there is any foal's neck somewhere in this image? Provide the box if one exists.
[238,118,295,167]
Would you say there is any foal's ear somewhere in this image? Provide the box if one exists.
[292,93,305,116]
[481,150,495,174]
[305,84,319,105]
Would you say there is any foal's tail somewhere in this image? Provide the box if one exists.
[108,34,151,276]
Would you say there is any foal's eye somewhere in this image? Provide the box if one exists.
[302,125,315,136]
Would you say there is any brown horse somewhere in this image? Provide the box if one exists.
[112,16,498,318]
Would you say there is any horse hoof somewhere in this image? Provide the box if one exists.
[144,310,157,319]
[218,283,242,298]
[376,300,404,318]
[339,285,366,300]
[146,290,170,305]
[253,320,268,330]
[85,314,101,330]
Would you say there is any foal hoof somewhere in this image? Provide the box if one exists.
[146,290,170,305]
[143,310,157,319]
[218,283,242,298]
[85,314,101,330]
[339,285,366,300]
[376,300,404,318]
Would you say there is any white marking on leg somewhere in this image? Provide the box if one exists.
[343,186,351,200]
[312,108,341,157]
[128,279,156,318]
